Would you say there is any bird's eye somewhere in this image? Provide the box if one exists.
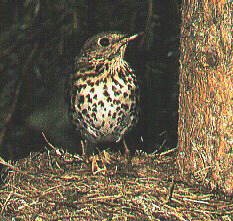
[98,37,110,47]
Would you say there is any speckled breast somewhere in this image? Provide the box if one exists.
[69,65,140,143]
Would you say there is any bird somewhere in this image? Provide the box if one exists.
[65,31,141,158]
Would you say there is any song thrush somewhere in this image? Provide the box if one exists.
[66,31,141,157]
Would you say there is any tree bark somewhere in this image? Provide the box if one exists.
[176,0,233,193]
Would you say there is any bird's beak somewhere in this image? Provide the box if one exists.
[111,32,143,58]
[122,32,144,44]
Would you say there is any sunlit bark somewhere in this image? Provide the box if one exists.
[177,0,233,193]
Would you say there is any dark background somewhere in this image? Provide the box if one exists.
[0,0,181,161]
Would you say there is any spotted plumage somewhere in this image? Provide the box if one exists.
[66,31,141,156]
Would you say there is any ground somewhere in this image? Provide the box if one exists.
[0,144,232,220]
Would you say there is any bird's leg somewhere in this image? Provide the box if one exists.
[82,140,94,163]
[123,138,130,158]
[83,140,105,173]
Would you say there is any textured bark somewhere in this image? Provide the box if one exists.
[177,0,233,193]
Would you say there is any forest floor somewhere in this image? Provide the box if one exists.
[0,143,232,221]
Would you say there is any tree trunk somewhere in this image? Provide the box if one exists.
[176,0,233,193]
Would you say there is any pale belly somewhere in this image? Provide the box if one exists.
[72,73,139,143]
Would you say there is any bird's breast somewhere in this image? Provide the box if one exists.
[71,66,139,142]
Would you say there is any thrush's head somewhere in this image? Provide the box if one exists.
[76,32,141,68]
